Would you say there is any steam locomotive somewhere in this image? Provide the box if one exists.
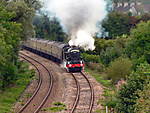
[22,38,84,72]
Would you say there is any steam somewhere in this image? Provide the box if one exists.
[41,0,107,50]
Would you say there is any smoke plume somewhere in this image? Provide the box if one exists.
[41,0,107,50]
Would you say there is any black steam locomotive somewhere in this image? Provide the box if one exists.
[22,38,84,72]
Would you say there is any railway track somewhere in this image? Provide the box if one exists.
[18,53,53,113]
[19,51,95,113]
[70,72,94,113]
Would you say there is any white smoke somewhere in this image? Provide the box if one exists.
[41,0,107,50]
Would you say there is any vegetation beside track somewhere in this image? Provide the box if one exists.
[0,0,40,112]
[0,0,41,89]
[0,62,35,113]
[83,20,150,112]
[41,102,67,112]
[1,0,150,113]
[85,67,111,87]
[85,67,115,113]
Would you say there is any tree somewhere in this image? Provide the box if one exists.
[24,0,42,10]
[33,15,45,38]
[106,57,132,83]
[100,46,121,65]
[0,0,22,88]
[99,38,126,66]
[33,15,67,42]
[116,63,150,113]
[94,38,114,55]
[81,53,100,63]
[6,0,41,40]
[134,81,150,113]
[125,21,150,64]
[102,12,130,38]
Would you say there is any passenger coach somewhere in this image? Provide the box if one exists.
[23,38,84,72]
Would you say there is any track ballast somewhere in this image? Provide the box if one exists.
[70,72,94,113]
[18,53,53,113]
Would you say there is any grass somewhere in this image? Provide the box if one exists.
[85,66,116,113]
[41,102,67,112]
[84,67,112,87]
[0,62,35,113]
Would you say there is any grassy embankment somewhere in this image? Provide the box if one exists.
[85,67,111,87]
[85,67,115,113]
[0,62,35,113]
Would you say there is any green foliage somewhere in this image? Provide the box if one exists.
[134,80,150,113]
[101,10,150,39]
[100,47,121,66]
[42,102,67,112]
[82,53,100,63]
[116,63,150,113]
[85,67,112,87]
[0,62,35,113]
[102,88,118,108]
[24,0,42,10]
[96,37,128,66]
[94,38,114,55]
[33,15,67,42]
[82,12,150,113]
[125,21,150,64]
[6,0,41,40]
[0,0,40,89]
[106,57,132,83]
[86,62,105,72]
[102,12,130,38]
[0,1,22,89]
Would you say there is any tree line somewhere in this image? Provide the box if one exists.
[0,0,41,89]
[101,12,150,38]
[0,0,67,90]
[0,0,150,112]
[82,11,150,113]
[33,14,67,42]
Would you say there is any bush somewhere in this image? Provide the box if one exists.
[102,88,118,109]
[101,12,130,38]
[134,81,150,113]
[94,38,114,55]
[81,53,100,63]
[116,63,150,113]
[100,45,123,66]
[0,1,22,89]
[86,62,105,72]
[125,21,150,63]
[106,57,132,83]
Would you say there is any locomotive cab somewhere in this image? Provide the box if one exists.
[64,46,84,72]
[66,60,84,72]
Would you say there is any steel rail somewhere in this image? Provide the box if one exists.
[81,72,94,113]
[70,73,80,113]
[70,72,94,113]
[17,55,42,113]
[18,53,53,113]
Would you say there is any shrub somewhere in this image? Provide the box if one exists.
[134,80,150,113]
[81,53,100,63]
[100,46,122,66]
[102,88,118,109]
[116,63,150,113]
[86,62,105,72]
[94,38,114,55]
[125,21,150,64]
[106,57,132,83]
